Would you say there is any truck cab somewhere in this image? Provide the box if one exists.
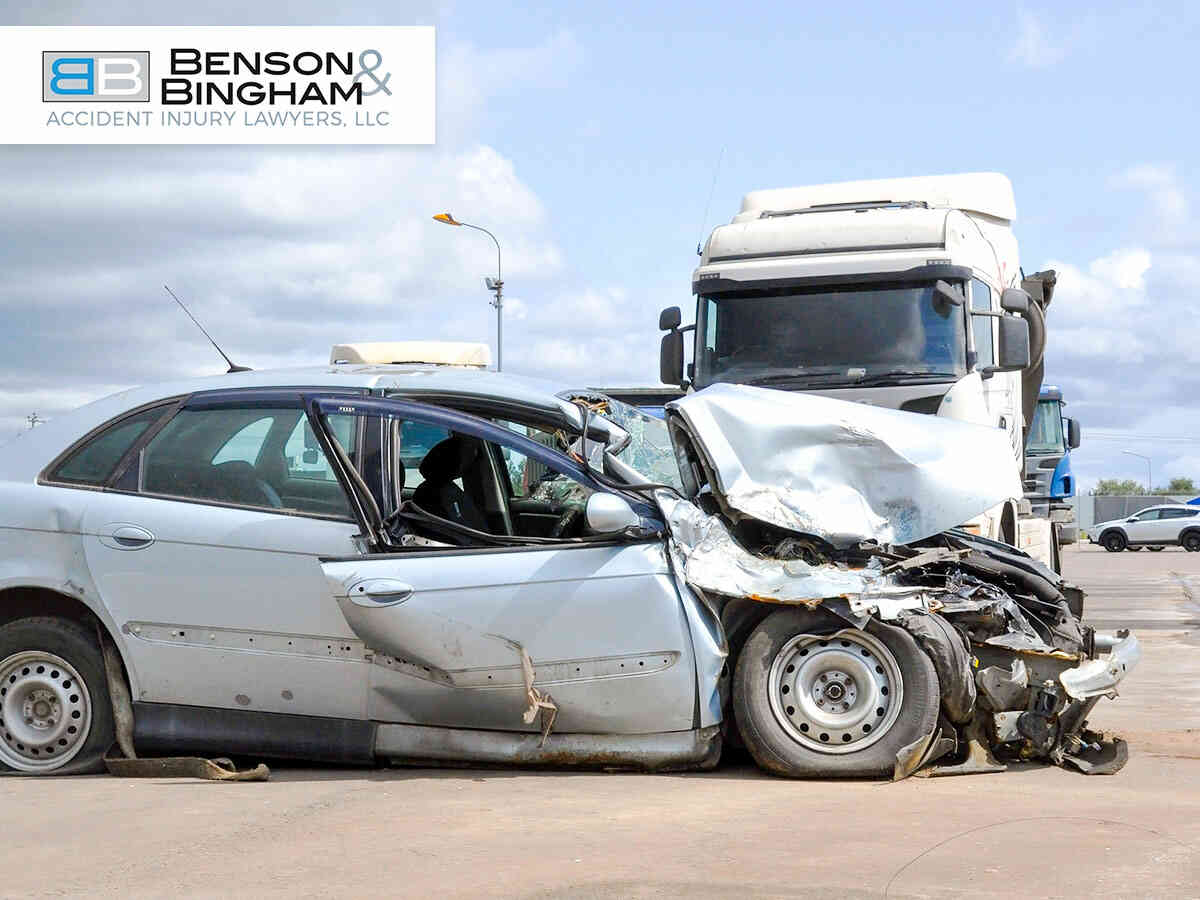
[1024,386,1082,544]
[660,173,1055,554]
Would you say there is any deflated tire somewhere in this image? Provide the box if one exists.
[733,609,939,778]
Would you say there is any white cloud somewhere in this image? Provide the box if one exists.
[1008,10,1069,68]
[1113,164,1190,234]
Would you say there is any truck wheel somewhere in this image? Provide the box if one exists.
[0,618,114,774]
[733,610,938,778]
[1102,532,1126,553]
[1183,533,1200,553]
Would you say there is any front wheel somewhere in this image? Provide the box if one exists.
[1102,532,1127,553]
[733,610,938,778]
[0,618,114,774]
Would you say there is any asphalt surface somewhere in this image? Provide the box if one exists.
[2,544,1198,898]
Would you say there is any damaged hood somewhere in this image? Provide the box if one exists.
[665,384,1021,548]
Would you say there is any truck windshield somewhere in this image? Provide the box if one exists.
[695,281,967,387]
[1026,400,1066,456]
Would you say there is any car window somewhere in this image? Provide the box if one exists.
[49,405,168,486]
[138,406,351,518]
[970,279,994,368]
[1136,509,1161,521]
[211,416,273,465]
[399,421,452,490]
[1160,508,1192,519]
[282,415,356,483]
[498,422,561,498]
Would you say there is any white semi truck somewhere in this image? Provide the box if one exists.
[659,173,1062,568]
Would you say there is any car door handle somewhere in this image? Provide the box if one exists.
[98,524,156,551]
[348,578,414,608]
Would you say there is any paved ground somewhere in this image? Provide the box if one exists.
[2,545,1198,898]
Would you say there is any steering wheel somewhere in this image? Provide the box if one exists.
[549,508,583,539]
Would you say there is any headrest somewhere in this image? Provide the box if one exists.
[419,435,478,482]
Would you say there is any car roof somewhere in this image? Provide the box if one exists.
[0,364,593,482]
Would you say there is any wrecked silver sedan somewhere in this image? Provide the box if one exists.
[0,366,1136,778]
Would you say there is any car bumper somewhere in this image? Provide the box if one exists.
[1060,630,1141,700]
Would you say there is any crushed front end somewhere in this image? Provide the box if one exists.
[660,384,1140,777]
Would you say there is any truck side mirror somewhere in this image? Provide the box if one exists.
[1066,417,1081,450]
[660,331,685,386]
[659,306,682,331]
[1000,288,1030,313]
[984,316,1031,373]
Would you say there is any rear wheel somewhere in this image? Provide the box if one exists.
[733,610,938,778]
[1102,532,1127,553]
[0,618,113,774]
[1183,532,1200,553]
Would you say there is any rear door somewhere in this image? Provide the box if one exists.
[312,396,699,736]
[78,390,371,721]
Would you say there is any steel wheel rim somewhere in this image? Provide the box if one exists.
[767,628,903,754]
[0,651,92,771]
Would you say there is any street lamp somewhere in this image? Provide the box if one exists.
[433,212,504,372]
[1121,450,1151,493]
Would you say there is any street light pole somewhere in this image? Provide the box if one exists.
[433,213,504,372]
[1121,450,1152,492]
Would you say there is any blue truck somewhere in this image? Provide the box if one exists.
[1023,386,1081,544]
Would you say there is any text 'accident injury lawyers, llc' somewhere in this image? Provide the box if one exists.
[0,26,435,144]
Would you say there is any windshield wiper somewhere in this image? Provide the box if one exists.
[850,371,958,386]
[743,372,854,386]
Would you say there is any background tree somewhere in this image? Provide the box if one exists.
[1091,478,1145,496]
[1163,476,1196,495]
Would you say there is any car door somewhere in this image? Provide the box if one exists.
[1125,508,1159,543]
[1157,507,1194,541]
[77,389,372,722]
[312,395,700,736]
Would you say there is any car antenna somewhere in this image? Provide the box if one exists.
[163,284,252,373]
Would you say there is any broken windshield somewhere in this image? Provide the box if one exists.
[595,396,683,490]
[695,281,967,388]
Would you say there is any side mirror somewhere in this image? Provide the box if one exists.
[659,306,682,331]
[1066,417,1081,450]
[985,316,1030,373]
[302,449,319,465]
[1000,288,1031,313]
[933,280,965,309]
[660,330,685,386]
[585,493,641,534]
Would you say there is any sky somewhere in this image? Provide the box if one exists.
[2,0,1198,492]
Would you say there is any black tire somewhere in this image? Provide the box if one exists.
[1183,532,1200,553]
[1127,546,1143,552]
[1102,532,1127,553]
[0,617,114,775]
[1148,546,1166,552]
[733,609,938,778]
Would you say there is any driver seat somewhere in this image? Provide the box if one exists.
[412,436,489,532]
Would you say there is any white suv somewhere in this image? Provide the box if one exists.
[1092,504,1200,552]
